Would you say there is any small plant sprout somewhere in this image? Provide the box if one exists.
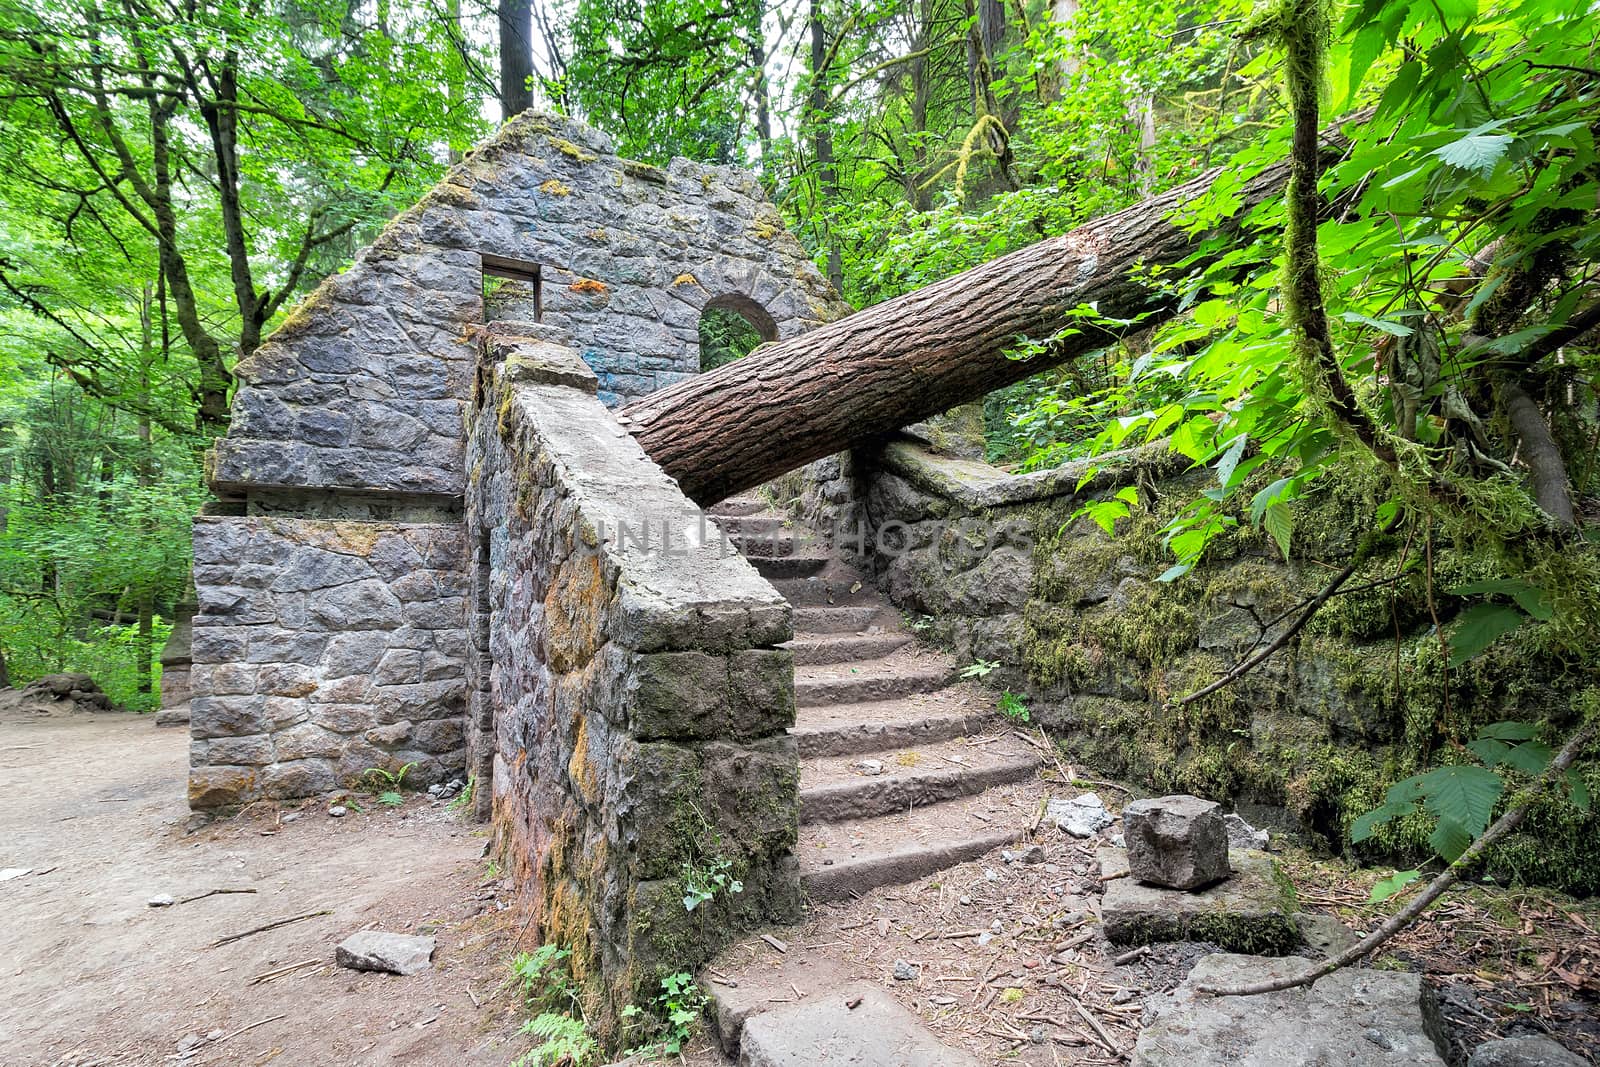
[680,856,742,912]
[959,658,1000,679]
[998,690,1031,724]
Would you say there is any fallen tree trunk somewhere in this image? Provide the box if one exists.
[621,124,1355,506]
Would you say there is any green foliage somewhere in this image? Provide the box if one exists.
[998,690,1031,724]
[514,1013,599,1067]
[1351,721,1560,862]
[447,775,477,815]
[959,657,1001,679]
[623,971,707,1058]
[511,944,599,1067]
[679,856,742,913]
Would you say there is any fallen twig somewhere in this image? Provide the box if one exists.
[179,888,258,906]
[1068,996,1122,1058]
[247,959,321,985]
[214,1013,287,1045]
[211,910,331,948]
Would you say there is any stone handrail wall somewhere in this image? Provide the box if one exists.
[465,324,800,1036]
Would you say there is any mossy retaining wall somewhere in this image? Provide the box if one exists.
[797,436,1600,895]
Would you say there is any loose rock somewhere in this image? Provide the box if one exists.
[1002,844,1045,864]
[1048,792,1113,838]
[148,894,175,908]
[891,959,919,981]
[335,930,436,975]
[328,805,348,818]
[1468,1036,1589,1067]
[1123,794,1231,890]
[1223,811,1269,851]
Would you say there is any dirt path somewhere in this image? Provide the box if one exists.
[0,707,529,1067]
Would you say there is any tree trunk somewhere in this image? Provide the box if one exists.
[499,0,535,118]
[808,1,842,291]
[620,147,1315,505]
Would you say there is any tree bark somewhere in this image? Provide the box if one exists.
[499,0,535,118]
[620,143,1334,506]
[809,1,842,291]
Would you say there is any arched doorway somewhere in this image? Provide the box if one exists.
[699,293,778,371]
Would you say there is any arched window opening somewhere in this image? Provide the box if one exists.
[698,293,777,371]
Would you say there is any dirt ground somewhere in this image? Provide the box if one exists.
[4,706,1596,1067]
[0,705,531,1067]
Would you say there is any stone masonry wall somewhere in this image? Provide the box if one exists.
[804,435,1600,894]
[211,111,845,499]
[187,517,468,808]
[465,324,800,1036]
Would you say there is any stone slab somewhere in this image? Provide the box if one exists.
[1468,1036,1589,1067]
[334,930,435,975]
[1099,847,1300,954]
[737,983,981,1067]
[1134,953,1446,1067]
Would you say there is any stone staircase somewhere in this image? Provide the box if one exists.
[708,496,1041,904]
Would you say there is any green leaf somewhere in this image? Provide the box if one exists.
[1429,816,1473,863]
[1447,603,1525,666]
[1450,580,1553,621]
[1432,133,1514,177]
[1214,434,1248,488]
[1369,869,1421,903]
[1351,799,1415,842]
[1416,764,1503,839]
[1338,310,1413,336]
[1476,721,1540,741]
[1157,562,1193,583]
[1566,770,1591,812]
[1263,502,1293,561]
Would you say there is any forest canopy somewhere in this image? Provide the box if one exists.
[0,0,1595,739]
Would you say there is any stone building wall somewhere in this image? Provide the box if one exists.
[797,436,1600,894]
[186,517,468,808]
[210,110,845,502]
[464,325,800,1036]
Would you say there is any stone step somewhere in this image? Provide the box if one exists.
[728,530,811,557]
[799,793,1029,902]
[794,662,950,707]
[706,496,767,518]
[790,605,892,634]
[799,735,1039,823]
[782,632,911,666]
[769,575,876,607]
[710,513,790,534]
[750,554,830,580]
[791,695,991,758]
[735,984,982,1067]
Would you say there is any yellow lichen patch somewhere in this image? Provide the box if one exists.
[567,715,601,807]
[539,178,572,197]
[587,228,607,241]
[747,219,781,240]
[544,553,606,671]
[671,273,699,287]
[568,277,609,295]
[548,136,597,162]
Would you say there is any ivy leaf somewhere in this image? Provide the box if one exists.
[1370,869,1421,903]
[1447,603,1525,666]
[1476,721,1540,742]
[1432,132,1514,177]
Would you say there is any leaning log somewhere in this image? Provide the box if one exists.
[620,129,1348,506]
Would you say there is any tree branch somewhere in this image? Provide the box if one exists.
[1196,712,1598,997]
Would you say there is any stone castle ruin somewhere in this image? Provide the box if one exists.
[190,112,843,810]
